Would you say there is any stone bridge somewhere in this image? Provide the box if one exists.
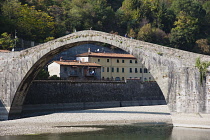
[0,30,210,120]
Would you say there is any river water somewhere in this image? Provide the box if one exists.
[1,124,210,140]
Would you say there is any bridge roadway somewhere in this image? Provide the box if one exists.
[1,30,210,120]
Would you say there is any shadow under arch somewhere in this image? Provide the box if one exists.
[0,99,8,120]
[7,30,201,119]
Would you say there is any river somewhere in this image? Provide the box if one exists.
[1,124,210,140]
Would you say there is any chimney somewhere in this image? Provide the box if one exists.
[88,48,91,54]
[60,57,63,61]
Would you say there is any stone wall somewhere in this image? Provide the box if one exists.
[21,80,166,116]
[24,80,165,104]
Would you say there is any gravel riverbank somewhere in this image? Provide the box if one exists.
[0,105,172,136]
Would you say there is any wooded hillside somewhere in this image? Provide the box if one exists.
[0,0,210,54]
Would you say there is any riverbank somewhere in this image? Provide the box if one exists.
[0,105,172,136]
[2,105,210,137]
[172,112,210,129]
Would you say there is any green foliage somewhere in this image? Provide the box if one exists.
[0,32,18,50]
[35,69,50,80]
[128,28,136,38]
[194,39,210,54]
[195,57,210,84]
[137,23,169,45]
[137,23,154,42]
[0,0,210,54]
[49,75,60,80]
[203,1,210,13]
[170,0,205,19]
[44,37,55,42]
[1,0,55,42]
[169,11,199,50]
[62,0,115,32]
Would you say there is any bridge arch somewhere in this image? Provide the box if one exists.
[0,30,209,120]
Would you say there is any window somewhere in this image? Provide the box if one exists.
[64,67,67,72]
[117,68,119,72]
[149,77,151,81]
[122,60,125,63]
[102,67,104,72]
[115,77,120,81]
[107,67,109,72]
[107,59,109,62]
[135,68,138,73]
[140,68,142,73]
[130,68,132,73]
[112,67,114,72]
[144,68,148,73]
[130,60,132,63]
[117,59,119,63]
[122,77,125,80]
[122,68,124,73]
[135,60,137,64]
[98,59,100,62]
[144,78,147,81]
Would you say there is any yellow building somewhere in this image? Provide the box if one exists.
[76,51,154,81]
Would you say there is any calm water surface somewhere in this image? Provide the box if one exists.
[1,124,210,140]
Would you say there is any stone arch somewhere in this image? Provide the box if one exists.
[0,30,209,120]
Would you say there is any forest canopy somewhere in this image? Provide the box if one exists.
[0,0,210,54]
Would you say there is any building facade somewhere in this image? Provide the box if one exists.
[48,60,101,80]
[76,51,155,81]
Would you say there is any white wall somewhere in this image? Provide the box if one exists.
[48,62,60,77]
[76,57,89,62]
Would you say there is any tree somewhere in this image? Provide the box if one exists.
[35,69,50,80]
[194,39,210,54]
[169,11,199,50]
[200,1,210,39]
[107,0,124,11]
[62,0,115,33]
[0,32,18,50]
[1,1,55,42]
[170,0,205,19]
[121,0,142,20]
[137,23,169,45]
[170,0,205,39]
[137,23,154,42]
[128,28,136,38]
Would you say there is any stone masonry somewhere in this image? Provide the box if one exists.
[0,30,210,120]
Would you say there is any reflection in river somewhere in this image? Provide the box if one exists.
[1,124,210,140]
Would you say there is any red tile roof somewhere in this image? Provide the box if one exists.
[0,50,10,53]
[76,52,136,59]
[54,60,101,67]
